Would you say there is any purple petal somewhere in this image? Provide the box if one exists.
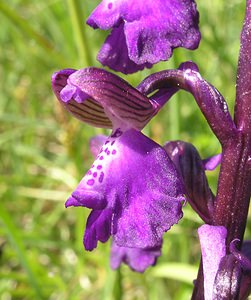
[68,129,184,249]
[110,241,162,272]
[52,68,157,130]
[84,209,112,250]
[164,141,214,223]
[198,224,227,300]
[68,68,158,130]
[203,153,222,171]
[65,196,82,207]
[98,24,152,74]
[87,0,200,73]
[51,69,76,99]
[51,69,112,128]
[179,61,200,72]
[148,88,178,108]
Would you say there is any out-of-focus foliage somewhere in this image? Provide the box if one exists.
[0,0,250,299]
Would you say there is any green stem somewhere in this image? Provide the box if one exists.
[67,0,92,66]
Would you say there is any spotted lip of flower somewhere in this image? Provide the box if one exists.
[51,67,185,271]
[87,0,201,74]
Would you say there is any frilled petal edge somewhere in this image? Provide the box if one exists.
[67,129,185,250]
[110,241,162,272]
[87,0,200,73]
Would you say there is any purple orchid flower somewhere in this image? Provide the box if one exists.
[87,132,220,271]
[87,0,201,74]
[51,67,185,271]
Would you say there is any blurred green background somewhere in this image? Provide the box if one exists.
[0,0,250,299]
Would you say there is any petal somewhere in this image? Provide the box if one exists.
[97,24,152,74]
[68,129,184,249]
[203,153,222,171]
[87,0,200,73]
[147,88,178,108]
[84,209,112,250]
[51,68,76,99]
[164,141,214,223]
[52,69,112,128]
[65,196,82,207]
[110,241,162,272]
[52,68,157,130]
[68,68,157,130]
[198,224,227,300]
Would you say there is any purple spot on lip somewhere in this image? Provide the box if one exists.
[93,172,97,178]
[107,151,110,155]
[111,128,122,138]
[99,156,104,160]
[112,150,117,155]
[99,172,104,183]
[97,165,102,170]
[111,141,115,146]
[105,141,109,145]
[87,170,92,175]
[91,165,95,168]
[104,148,108,153]
[87,179,95,186]
[108,2,112,9]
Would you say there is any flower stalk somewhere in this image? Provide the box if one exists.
[192,1,251,297]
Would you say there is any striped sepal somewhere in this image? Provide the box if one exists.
[52,69,112,128]
[63,99,112,128]
[68,68,157,130]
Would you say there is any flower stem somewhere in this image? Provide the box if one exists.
[235,0,251,134]
[213,135,251,245]
[67,0,92,66]
[192,1,251,298]
[211,0,251,249]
